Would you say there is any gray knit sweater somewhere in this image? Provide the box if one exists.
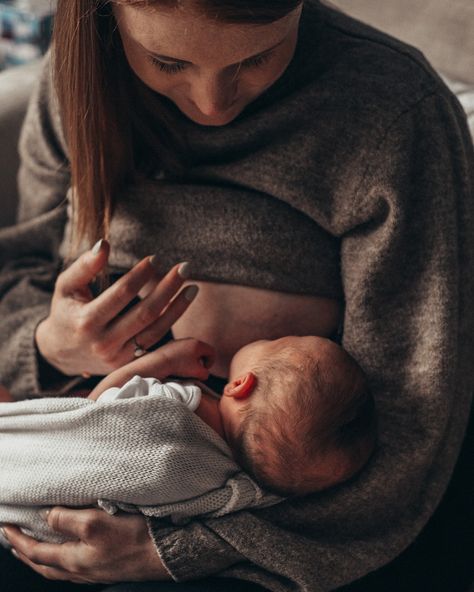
[0,2,473,590]
[0,378,280,546]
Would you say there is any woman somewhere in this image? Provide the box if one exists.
[0,0,472,590]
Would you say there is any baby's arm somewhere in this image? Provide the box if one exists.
[88,338,215,400]
[0,386,14,402]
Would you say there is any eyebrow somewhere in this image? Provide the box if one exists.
[139,38,286,66]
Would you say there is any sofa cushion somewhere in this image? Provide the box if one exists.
[0,61,41,228]
[328,0,474,84]
[442,76,474,140]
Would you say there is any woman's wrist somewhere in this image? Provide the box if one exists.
[35,318,57,369]
[35,318,76,391]
[35,318,74,376]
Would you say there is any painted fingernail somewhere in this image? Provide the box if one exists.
[178,262,191,279]
[184,284,199,302]
[92,239,105,256]
[11,548,19,559]
[149,255,160,270]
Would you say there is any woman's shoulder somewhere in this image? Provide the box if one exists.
[19,49,68,161]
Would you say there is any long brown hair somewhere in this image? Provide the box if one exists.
[53,0,303,251]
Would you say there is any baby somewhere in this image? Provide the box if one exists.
[0,336,376,500]
[90,334,376,496]
[215,335,376,496]
[0,335,376,545]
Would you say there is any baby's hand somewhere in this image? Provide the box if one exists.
[0,385,14,402]
[88,338,215,400]
[157,338,215,379]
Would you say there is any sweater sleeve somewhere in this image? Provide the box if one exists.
[147,91,474,591]
[0,53,71,399]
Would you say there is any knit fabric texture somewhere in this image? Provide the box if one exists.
[0,377,279,546]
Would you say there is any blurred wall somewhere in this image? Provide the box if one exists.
[328,0,474,83]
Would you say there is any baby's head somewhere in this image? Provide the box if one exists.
[219,336,376,496]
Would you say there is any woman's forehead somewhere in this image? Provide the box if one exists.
[113,3,302,66]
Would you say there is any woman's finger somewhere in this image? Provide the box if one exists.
[8,511,169,583]
[87,256,162,326]
[56,239,109,298]
[12,548,85,583]
[133,284,199,351]
[2,525,65,568]
[46,506,106,542]
[107,262,191,346]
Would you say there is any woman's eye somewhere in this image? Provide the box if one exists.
[241,52,272,69]
[147,50,273,75]
[148,56,187,74]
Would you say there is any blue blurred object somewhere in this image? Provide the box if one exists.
[0,0,55,70]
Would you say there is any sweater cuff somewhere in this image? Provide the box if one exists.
[14,305,51,398]
[15,305,79,398]
[146,518,244,582]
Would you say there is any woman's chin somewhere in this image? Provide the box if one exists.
[186,112,240,127]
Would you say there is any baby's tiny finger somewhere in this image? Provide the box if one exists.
[194,341,216,368]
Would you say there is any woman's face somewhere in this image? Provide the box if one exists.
[113,3,303,126]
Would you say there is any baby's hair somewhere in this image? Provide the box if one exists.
[230,342,376,497]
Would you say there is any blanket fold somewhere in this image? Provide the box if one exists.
[0,388,280,545]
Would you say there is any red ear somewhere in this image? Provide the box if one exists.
[223,372,256,399]
[0,385,14,402]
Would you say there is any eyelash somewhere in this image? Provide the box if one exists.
[149,58,186,74]
[148,51,272,75]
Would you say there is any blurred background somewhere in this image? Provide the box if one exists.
[0,0,55,70]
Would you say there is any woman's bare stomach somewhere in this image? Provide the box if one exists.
[172,281,341,377]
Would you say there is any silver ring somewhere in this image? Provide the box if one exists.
[133,336,147,358]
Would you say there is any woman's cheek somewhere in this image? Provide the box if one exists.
[241,63,289,96]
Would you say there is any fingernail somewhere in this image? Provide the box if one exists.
[0,527,7,540]
[178,262,191,279]
[92,239,105,256]
[11,549,19,559]
[39,508,50,521]
[150,255,161,272]
[184,284,198,302]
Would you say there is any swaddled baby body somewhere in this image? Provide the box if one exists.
[0,336,376,544]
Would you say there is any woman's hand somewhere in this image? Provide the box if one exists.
[35,240,198,377]
[2,507,170,584]
[88,338,215,400]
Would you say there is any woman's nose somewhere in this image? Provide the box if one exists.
[190,71,237,116]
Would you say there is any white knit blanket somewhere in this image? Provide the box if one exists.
[0,377,280,545]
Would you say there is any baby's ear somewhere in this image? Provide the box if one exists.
[223,372,256,399]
